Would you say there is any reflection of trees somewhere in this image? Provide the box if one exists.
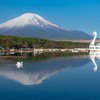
[13,52,88,62]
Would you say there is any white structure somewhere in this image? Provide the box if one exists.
[89,52,100,71]
[16,61,23,68]
[89,31,100,52]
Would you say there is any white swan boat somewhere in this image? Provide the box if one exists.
[89,31,100,52]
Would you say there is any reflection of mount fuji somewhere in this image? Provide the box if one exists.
[0,56,90,85]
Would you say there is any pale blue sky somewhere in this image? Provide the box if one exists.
[0,0,100,37]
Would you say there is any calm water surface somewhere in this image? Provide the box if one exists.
[0,52,100,100]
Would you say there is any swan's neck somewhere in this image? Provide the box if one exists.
[92,59,97,69]
[90,34,97,45]
[90,57,97,71]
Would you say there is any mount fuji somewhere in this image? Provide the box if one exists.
[0,13,92,39]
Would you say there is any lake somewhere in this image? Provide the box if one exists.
[0,52,100,100]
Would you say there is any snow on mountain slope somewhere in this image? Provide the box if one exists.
[0,13,69,30]
[0,13,92,39]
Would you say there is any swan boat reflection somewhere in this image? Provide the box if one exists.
[89,52,100,71]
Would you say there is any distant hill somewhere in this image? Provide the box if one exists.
[0,13,92,40]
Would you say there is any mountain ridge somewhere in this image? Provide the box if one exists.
[0,13,92,40]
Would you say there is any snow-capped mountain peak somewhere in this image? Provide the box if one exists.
[0,13,69,30]
[0,13,92,40]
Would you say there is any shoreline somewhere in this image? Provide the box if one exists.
[54,39,100,43]
[0,48,89,53]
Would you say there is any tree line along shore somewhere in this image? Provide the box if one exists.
[0,35,89,49]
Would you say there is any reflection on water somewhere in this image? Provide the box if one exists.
[0,52,39,56]
[1,52,100,100]
[89,52,100,71]
[0,53,90,86]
